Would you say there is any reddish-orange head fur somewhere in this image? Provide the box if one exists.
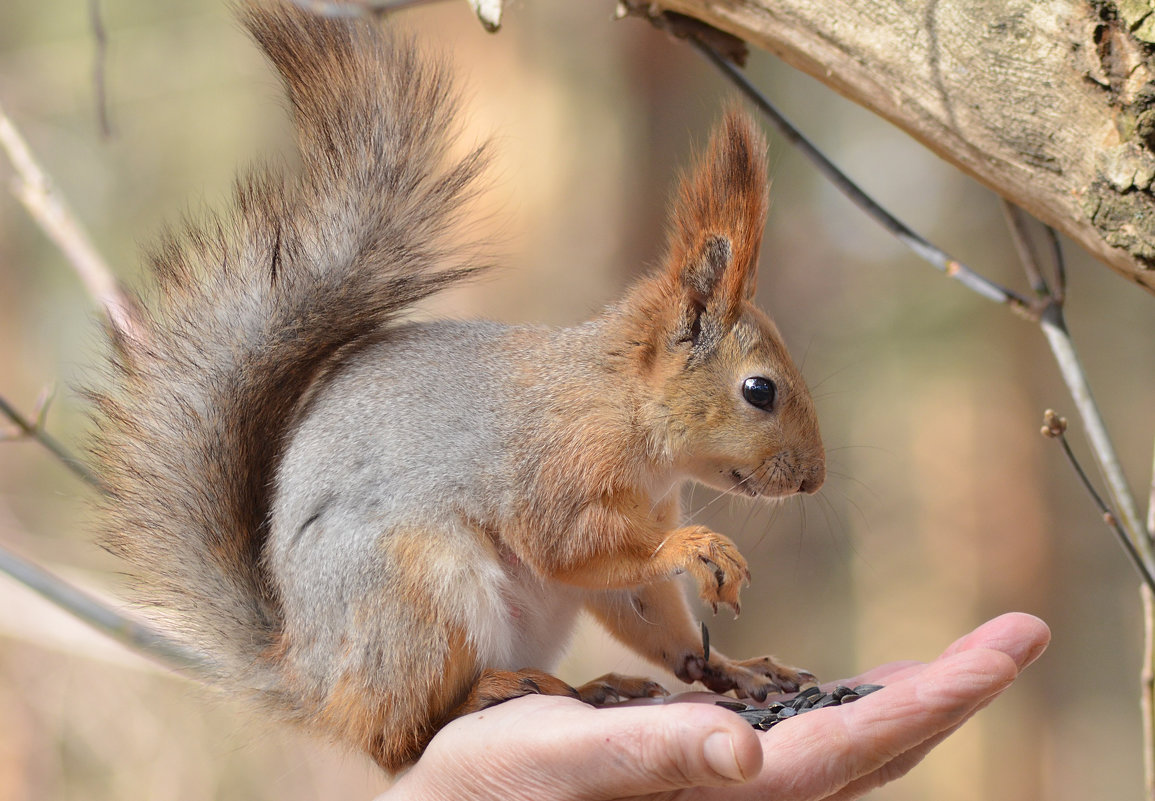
[618,107,824,499]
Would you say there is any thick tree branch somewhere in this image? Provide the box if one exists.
[638,0,1155,295]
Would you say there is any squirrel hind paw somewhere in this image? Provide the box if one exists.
[575,673,669,705]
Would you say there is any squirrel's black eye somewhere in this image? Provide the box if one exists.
[742,376,777,411]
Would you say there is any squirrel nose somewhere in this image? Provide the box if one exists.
[797,464,825,495]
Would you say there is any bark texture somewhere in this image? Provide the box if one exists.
[645,0,1155,294]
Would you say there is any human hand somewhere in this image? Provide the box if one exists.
[380,612,1049,801]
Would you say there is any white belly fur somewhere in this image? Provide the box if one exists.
[464,547,585,673]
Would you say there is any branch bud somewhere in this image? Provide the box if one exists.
[1041,409,1068,438]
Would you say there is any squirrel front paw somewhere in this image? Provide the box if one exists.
[677,652,816,702]
[667,525,750,616]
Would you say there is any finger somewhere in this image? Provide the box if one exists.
[828,616,1050,800]
[827,662,1018,801]
[836,613,1050,691]
[400,695,765,800]
[827,710,972,800]
[832,659,924,689]
[937,612,1050,670]
[554,702,765,796]
[702,647,1018,801]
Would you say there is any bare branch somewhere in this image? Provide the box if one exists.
[1141,440,1155,801]
[1145,586,1155,801]
[0,98,138,341]
[634,0,1155,293]
[1003,207,1145,553]
[688,37,1037,318]
[0,394,102,489]
[32,384,54,430]
[287,0,453,18]
[1149,437,1154,548]
[1045,225,1067,305]
[1038,309,1150,561]
[0,541,215,678]
[1002,200,1052,298]
[1041,411,1155,589]
[89,0,112,138]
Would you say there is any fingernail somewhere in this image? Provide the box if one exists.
[703,731,746,783]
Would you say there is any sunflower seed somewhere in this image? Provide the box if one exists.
[715,682,887,731]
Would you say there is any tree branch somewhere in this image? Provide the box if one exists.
[1147,442,1155,801]
[1041,410,1154,588]
[691,38,1037,316]
[635,0,1155,294]
[0,98,139,341]
[0,543,215,678]
[0,393,102,489]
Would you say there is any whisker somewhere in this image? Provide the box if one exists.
[824,444,889,454]
[825,469,880,499]
[687,485,738,519]
[805,363,855,394]
[651,534,673,558]
[648,480,680,513]
[814,491,868,568]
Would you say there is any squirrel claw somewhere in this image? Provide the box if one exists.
[674,525,750,615]
[698,555,725,589]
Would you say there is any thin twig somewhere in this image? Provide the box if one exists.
[0,542,215,677]
[1038,306,1150,563]
[689,38,1036,317]
[1145,585,1155,801]
[1004,205,1147,555]
[1001,200,1051,298]
[1148,438,1155,801]
[0,394,102,489]
[1042,411,1155,589]
[32,385,54,430]
[0,398,188,679]
[1149,436,1155,551]
[287,0,447,17]
[1044,224,1067,304]
[1149,434,1155,558]
[0,98,137,341]
[89,0,112,138]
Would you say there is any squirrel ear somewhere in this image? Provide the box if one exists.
[663,107,768,319]
[681,235,733,306]
[673,234,732,350]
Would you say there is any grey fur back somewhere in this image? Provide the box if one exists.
[86,2,488,690]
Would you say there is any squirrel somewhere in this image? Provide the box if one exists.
[86,0,826,773]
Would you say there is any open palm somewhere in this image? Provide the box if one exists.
[383,613,1049,801]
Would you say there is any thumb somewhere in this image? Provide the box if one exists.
[559,702,763,798]
[385,695,763,801]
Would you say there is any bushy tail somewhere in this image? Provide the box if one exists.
[87,1,487,691]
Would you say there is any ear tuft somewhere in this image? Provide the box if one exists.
[663,107,769,317]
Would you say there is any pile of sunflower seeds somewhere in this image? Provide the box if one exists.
[716,684,885,731]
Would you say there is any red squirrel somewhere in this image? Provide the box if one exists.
[88,1,825,772]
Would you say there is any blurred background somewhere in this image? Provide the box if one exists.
[0,1,1153,799]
